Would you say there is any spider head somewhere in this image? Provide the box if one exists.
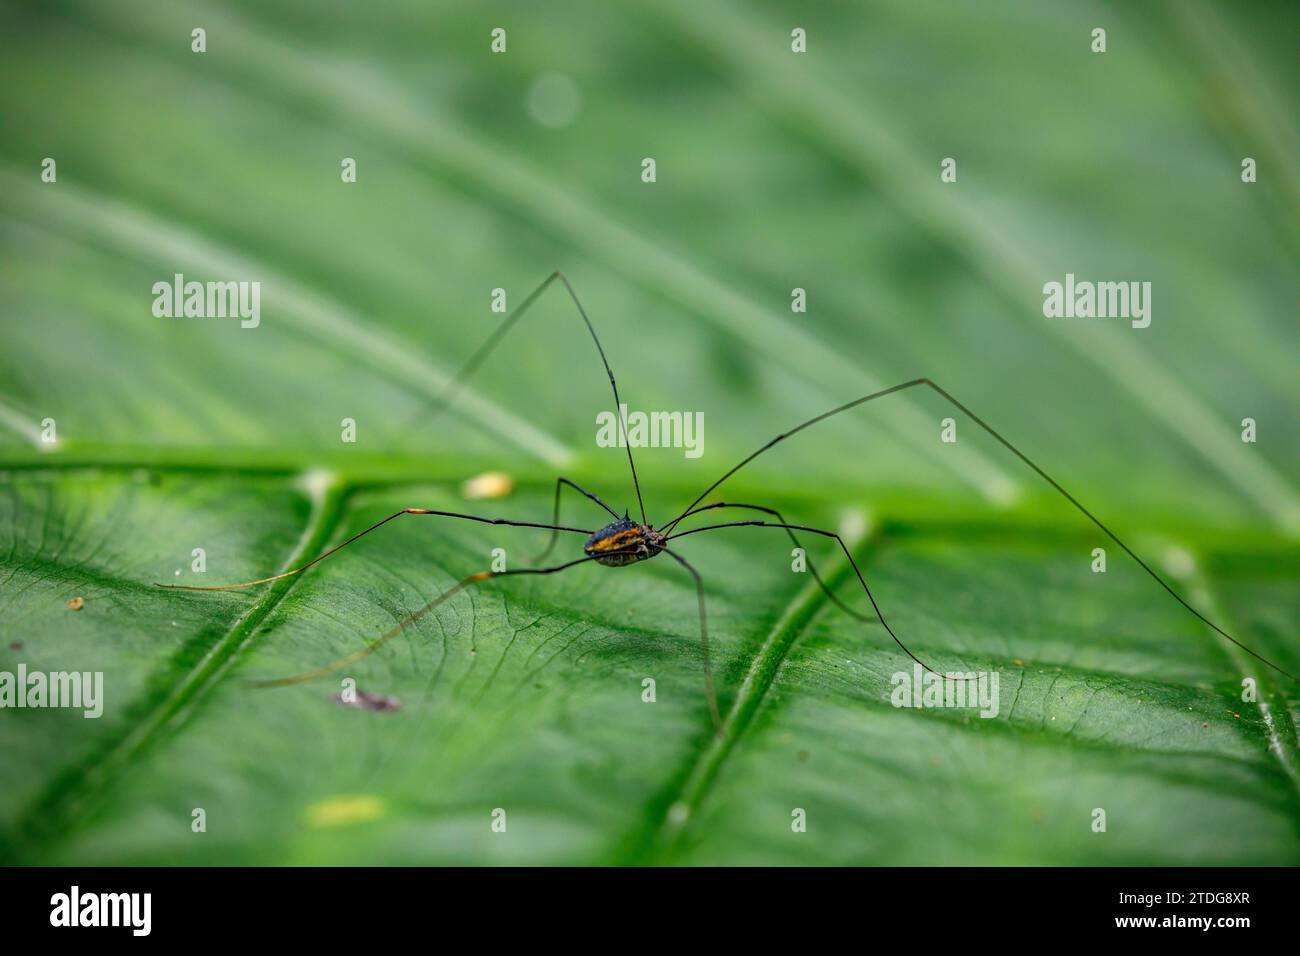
[644,526,667,553]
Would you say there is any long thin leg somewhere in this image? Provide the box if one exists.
[154,509,592,591]
[661,379,922,535]
[661,378,1298,683]
[406,271,649,525]
[660,546,723,736]
[670,501,875,623]
[668,519,964,681]
[534,476,620,563]
[249,553,612,688]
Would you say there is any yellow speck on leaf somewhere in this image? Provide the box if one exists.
[305,795,385,828]
[461,471,513,500]
[67,596,85,612]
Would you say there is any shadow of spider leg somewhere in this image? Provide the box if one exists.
[657,546,722,735]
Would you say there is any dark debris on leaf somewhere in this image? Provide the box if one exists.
[333,690,402,713]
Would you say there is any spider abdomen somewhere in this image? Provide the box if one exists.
[584,517,665,567]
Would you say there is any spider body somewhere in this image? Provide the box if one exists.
[584,516,666,567]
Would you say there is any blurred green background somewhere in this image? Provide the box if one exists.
[0,0,1296,865]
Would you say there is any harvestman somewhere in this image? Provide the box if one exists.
[158,272,1298,734]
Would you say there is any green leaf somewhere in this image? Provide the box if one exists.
[1,0,1296,865]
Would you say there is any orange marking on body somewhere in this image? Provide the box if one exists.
[589,528,643,552]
